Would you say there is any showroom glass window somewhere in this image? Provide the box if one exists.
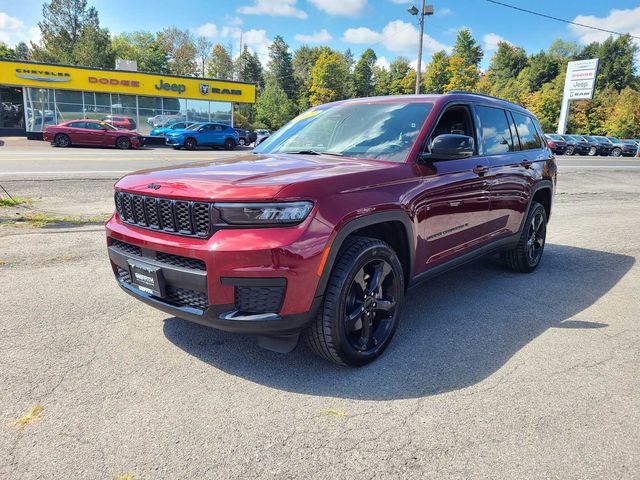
[110,94,137,126]
[55,90,84,123]
[476,106,514,155]
[210,101,232,125]
[0,87,24,130]
[186,99,210,123]
[25,88,56,132]
[138,96,163,136]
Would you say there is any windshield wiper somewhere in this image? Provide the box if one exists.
[280,150,344,157]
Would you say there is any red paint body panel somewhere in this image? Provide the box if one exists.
[44,120,143,148]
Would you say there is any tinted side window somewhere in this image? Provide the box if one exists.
[512,113,542,150]
[68,122,84,129]
[476,106,513,155]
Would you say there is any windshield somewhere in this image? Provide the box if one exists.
[255,101,434,162]
[607,137,620,142]
[99,122,118,131]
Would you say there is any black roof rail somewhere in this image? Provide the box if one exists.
[446,90,527,110]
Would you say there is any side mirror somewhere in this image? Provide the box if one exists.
[421,134,474,161]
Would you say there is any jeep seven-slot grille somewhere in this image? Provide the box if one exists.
[111,239,206,271]
[114,191,214,238]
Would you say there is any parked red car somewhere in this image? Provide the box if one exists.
[106,92,556,366]
[102,115,137,130]
[44,120,144,149]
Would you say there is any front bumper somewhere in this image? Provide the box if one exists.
[165,136,183,146]
[106,212,331,336]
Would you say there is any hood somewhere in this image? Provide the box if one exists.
[115,153,399,201]
[166,128,191,136]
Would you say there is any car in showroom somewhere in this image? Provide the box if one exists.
[149,121,194,137]
[44,119,144,149]
[164,122,238,150]
[101,115,137,130]
[558,134,591,155]
[106,92,556,366]
[544,134,567,155]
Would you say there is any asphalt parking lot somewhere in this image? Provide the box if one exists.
[0,142,639,479]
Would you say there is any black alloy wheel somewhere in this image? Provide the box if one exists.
[116,136,131,149]
[224,138,236,150]
[501,201,547,273]
[306,237,404,366]
[55,134,71,147]
[184,138,197,150]
[565,146,575,156]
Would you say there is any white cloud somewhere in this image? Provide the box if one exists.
[483,32,510,52]
[192,22,218,39]
[343,19,450,56]
[376,56,390,69]
[225,16,244,27]
[570,6,640,45]
[438,7,453,16]
[0,12,37,46]
[243,28,272,65]
[308,0,367,16]
[294,29,333,43]
[342,27,381,44]
[238,0,307,19]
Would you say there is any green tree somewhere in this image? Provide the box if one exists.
[158,27,197,76]
[255,80,297,130]
[485,41,528,97]
[604,87,640,137]
[523,72,564,132]
[15,42,29,59]
[423,50,450,93]
[292,45,332,109]
[0,43,16,58]
[207,43,234,79]
[309,51,350,105]
[353,48,377,97]
[518,51,559,92]
[195,37,213,78]
[111,32,169,73]
[452,29,483,68]
[581,35,638,91]
[548,39,581,62]
[372,65,391,96]
[33,0,101,64]
[72,24,113,68]
[388,57,414,94]
[236,45,264,87]
[444,55,480,92]
[267,36,296,100]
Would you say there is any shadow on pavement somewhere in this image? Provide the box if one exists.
[163,244,634,400]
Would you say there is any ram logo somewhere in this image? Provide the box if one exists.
[199,83,210,95]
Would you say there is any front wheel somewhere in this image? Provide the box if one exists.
[184,138,197,150]
[116,136,131,150]
[55,134,71,148]
[588,146,597,156]
[306,237,404,366]
[501,201,547,273]
[224,138,236,150]
[611,147,622,157]
[565,146,575,156]
[238,138,246,146]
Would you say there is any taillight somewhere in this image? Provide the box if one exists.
[547,140,556,147]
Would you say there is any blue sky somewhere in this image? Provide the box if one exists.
[1,0,639,69]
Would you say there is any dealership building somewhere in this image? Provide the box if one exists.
[0,59,256,138]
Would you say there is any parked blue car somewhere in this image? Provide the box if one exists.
[165,123,239,150]
[149,121,194,137]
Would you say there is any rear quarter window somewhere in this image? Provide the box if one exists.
[512,112,543,150]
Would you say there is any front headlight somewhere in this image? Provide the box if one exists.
[215,201,313,225]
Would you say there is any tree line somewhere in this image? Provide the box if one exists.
[1,0,639,136]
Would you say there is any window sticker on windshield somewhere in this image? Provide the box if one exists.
[289,110,323,124]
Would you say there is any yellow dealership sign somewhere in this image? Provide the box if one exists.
[0,60,256,104]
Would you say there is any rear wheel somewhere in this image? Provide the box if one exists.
[184,138,197,150]
[54,134,71,148]
[565,146,575,156]
[238,138,246,146]
[306,237,404,366]
[501,201,547,273]
[116,136,131,149]
[611,147,622,157]
[224,138,236,150]
[588,146,597,156]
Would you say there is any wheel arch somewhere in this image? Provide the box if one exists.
[314,211,415,299]
[518,181,553,234]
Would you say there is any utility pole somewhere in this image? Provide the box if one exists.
[408,2,434,95]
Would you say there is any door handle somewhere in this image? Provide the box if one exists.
[473,165,488,176]
[521,159,532,168]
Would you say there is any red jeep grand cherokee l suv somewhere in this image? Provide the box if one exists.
[106,92,556,366]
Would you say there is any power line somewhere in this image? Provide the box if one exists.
[486,0,640,41]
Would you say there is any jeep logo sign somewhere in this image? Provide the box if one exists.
[155,79,186,94]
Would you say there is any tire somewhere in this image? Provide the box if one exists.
[588,146,597,156]
[172,146,181,150]
[611,147,622,157]
[224,138,236,150]
[54,134,71,148]
[116,136,131,150]
[501,201,547,273]
[238,138,246,146]
[565,146,575,156]
[306,236,404,367]
[184,138,197,150]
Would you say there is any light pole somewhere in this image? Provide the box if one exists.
[408,2,434,95]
